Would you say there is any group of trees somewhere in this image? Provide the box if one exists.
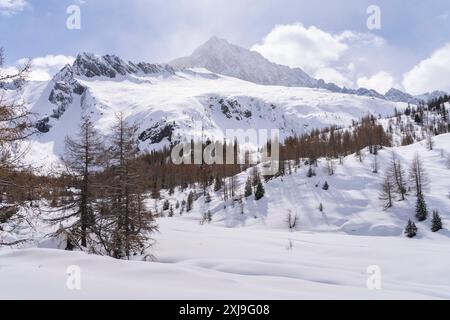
[138,139,248,203]
[397,99,450,146]
[282,115,392,165]
[378,150,444,238]
[244,168,265,201]
[48,114,157,258]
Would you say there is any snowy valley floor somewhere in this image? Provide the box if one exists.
[1,219,450,300]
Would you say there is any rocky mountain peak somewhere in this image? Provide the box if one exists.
[72,52,175,78]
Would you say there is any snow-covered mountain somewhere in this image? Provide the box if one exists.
[170,36,317,88]
[415,90,449,103]
[18,51,410,169]
[384,88,417,104]
[170,37,447,104]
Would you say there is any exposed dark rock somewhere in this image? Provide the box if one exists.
[35,117,51,133]
[72,53,175,78]
[139,121,175,144]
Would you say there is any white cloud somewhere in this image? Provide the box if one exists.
[251,23,398,91]
[402,43,450,95]
[251,23,347,74]
[0,0,27,16]
[16,55,75,81]
[357,71,397,94]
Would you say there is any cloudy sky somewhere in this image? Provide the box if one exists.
[1,0,449,94]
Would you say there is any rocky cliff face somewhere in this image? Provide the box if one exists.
[73,53,175,78]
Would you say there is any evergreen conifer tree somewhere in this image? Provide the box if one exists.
[187,191,194,212]
[415,193,428,221]
[255,181,265,200]
[244,177,253,198]
[405,219,418,238]
[431,210,443,232]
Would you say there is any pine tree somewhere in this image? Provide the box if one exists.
[244,177,252,198]
[431,210,443,232]
[213,176,222,192]
[415,193,428,221]
[187,191,194,212]
[322,181,329,191]
[255,181,265,200]
[205,192,212,203]
[168,206,174,218]
[404,219,418,238]
[251,167,261,190]
[306,166,315,178]
[163,199,170,211]
[206,210,212,223]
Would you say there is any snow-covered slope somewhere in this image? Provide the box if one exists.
[20,53,407,168]
[2,135,450,299]
[141,133,450,238]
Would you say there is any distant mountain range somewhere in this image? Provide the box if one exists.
[4,36,448,167]
[170,37,446,104]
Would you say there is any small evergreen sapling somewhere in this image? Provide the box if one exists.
[163,199,170,211]
[322,181,329,191]
[415,193,428,221]
[187,191,194,212]
[255,181,265,200]
[306,166,316,178]
[244,177,253,198]
[431,210,443,232]
[319,203,324,212]
[405,219,418,238]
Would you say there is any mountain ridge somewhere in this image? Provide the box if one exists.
[169,36,446,103]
